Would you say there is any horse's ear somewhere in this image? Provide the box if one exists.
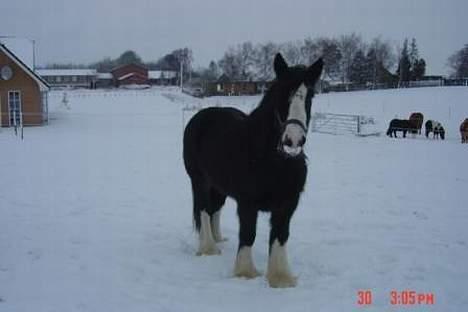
[274,53,288,79]
[305,57,324,87]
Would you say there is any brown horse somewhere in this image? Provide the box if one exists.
[409,112,424,135]
[460,118,468,143]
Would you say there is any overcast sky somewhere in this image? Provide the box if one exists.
[1,0,467,74]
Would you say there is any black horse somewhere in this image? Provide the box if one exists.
[387,119,417,138]
[183,53,323,288]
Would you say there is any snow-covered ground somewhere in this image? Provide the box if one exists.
[1,86,467,312]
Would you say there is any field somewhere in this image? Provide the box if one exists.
[1,86,467,312]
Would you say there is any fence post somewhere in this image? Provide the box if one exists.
[357,115,361,135]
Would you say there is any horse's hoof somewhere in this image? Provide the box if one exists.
[196,245,221,256]
[234,268,261,279]
[267,273,297,288]
[215,237,228,243]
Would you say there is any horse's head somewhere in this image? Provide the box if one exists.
[273,53,323,157]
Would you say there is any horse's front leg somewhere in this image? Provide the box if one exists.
[267,201,298,288]
[234,203,260,279]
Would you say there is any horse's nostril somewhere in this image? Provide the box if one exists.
[283,137,293,147]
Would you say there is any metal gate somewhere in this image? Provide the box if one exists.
[310,112,378,136]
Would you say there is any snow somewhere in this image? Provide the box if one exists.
[35,69,97,77]
[96,73,113,79]
[148,70,177,79]
[1,86,467,311]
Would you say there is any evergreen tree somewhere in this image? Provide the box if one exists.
[409,38,419,69]
[398,39,411,85]
[412,58,426,80]
[117,50,143,65]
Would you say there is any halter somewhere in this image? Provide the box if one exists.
[275,110,308,157]
[275,109,308,134]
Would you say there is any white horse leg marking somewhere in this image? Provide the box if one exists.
[211,210,226,242]
[234,246,260,279]
[197,211,220,255]
[266,239,297,288]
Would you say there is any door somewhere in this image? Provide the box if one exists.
[8,91,22,127]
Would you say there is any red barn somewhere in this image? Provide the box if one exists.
[111,63,148,87]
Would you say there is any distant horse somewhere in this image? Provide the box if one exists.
[183,53,323,288]
[425,120,445,140]
[460,118,468,143]
[387,119,416,138]
[409,112,424,135]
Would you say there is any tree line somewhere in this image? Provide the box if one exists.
[43,35,468,84]
[198,34,430,86]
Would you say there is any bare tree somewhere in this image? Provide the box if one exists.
[300,37,320,65]
[448,44,468,78]
[280,41,303,65]
[314,37,342,81]
[218,47,241,80]
[338,33,363,83]
[252,42,278,81]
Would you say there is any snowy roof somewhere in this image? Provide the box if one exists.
[36,69,97,77]
[148,70,177,79]
[0,44,49,91]
[97,72,113,79]
[118,72,135,81]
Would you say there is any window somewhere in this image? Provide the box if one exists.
[56,76,62,83]
[72,76,78,82]
[8,91,22,126]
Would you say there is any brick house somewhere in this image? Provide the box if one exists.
[0,44,49,127]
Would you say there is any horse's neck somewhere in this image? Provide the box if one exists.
[247,91,280,157]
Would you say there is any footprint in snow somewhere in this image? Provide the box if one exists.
[413,211,428,220]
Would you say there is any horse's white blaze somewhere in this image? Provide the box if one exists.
[197,211,220,255]
[211,210,224,242]
[282,83,308,155]
[234,246,259,278]
[266,239,297,288]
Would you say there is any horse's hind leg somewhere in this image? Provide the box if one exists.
[209,190,227,242]
[191,180,221,256]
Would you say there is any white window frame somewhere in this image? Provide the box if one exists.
[8,90,22,127]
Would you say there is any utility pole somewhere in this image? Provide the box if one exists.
[32,39,36,71]
[180,59,184,90]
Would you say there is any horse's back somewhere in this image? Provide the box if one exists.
[183,107,248,180]
[460,119,468,132]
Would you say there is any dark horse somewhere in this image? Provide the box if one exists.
[460,118,468,143]
[387,119,416,138]
[425,120,445,140]
[409,112,424,135]
[183,53,323,288]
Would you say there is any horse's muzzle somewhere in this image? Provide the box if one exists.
[280,134,306,157]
